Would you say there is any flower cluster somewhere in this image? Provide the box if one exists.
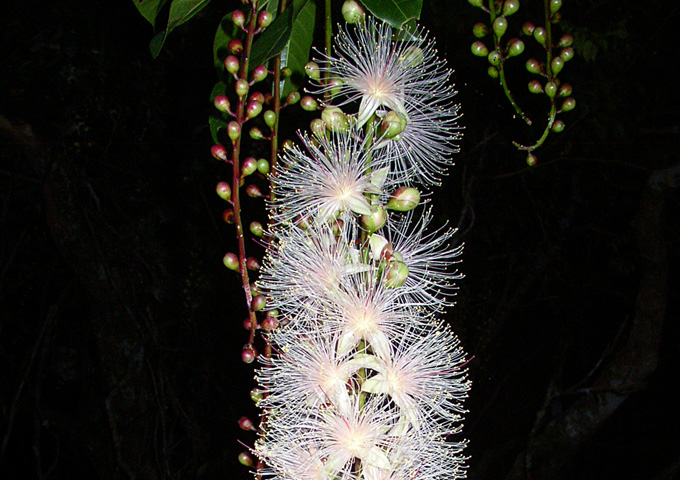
[254,17,469,480]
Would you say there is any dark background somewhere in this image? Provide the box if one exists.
[1,0,678,479]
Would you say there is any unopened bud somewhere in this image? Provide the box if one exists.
[213,95,231,113]
[551,57,564,75]
[211,144,228,161]
[362,205,387,232]
[246,257,260,271]
[300,96,318,111]
[492,16,508,38]
[560,47,574,62]
[252,65,268,83]
[502,0,520,16]
[526,152,537,166]
[487,50,502,66]
[238,451,254,467]
[384,260,409,288]
[264,110,276,128]
[242,157,258,176]
[241,344,257,363]
[281,67,292,78]
[228,39,243,55]
[249,127,264,141]
[522,22,535,36]
[222,209,234,223]
[257,158,270,175]
[558,83,572,97]
[551,119,565,133]
[249,91,265,104]
[558,34,573,47]
[473,22,489,38]
[310,118,326,138]
[304,61,320,80]
[258,10,273,28]
[246,101,263,120]
[398,46,424,67]
[216,182,232,201]
[507,38,524,57]
[231,10,246,28]
[561,97,576,112]
[528,80,543,94]
[488,65,499,78]
[533,27,546,47]
[246,184,262,198]
[238,416,256,431]
[550,0,562,13]
[285,91,300,105]
[544,81,557,98]
[252,295,266,311]
[235,79,249,98]
[227,121,241,141]
[261,315,278,330]
[471,41,489,57]
[342,0,365,24]
[379,111,407,139]
[321,107,348,133]
[250,388,264,403]
[223,252,239,270]
[225,55,240,75]
[249,221,264,237]
[526,58,541,74]
[387,187,420,212]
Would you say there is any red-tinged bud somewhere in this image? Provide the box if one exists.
[256,158,270,175]
[384,259,409,288]
[282,139,294,150]
[560,47,574,62]
[235,79,249,98]
[300,96,318,111]
[246,101,262,120]
[526,152,537,166]
[379,111,407,139]
[526,58,541,74]
[216,181,232,201]
[224,55,240,75]
[550,0,562,13]
[551,11,562,23]
[285,91,300,105]
[242,157,257,176]
[249,221,264,237]
[250,282,261,296]
[502,0,519,16]
[321,107,348,133]
[238,416,256,431]
[250,388,264,403]
[387,187,420,212]
[213,95,231,113]
[492,17,508,39]
[261,315,278,330]
[227,121,241,141]
[487,50,502,66]
[249,127,264,141]
[544,81,557,98]
[473,22,489,38]
[558,83,572,97]
[252,295,266,311]
[471,41,489,57]
[561,97,576,112]
[243,318,252,330]
[528,80,543,94]
[245,184,262,198]
[362,205,387,232]
[231,10,246,28]
[263,110,276,128]
[249,92,265,104]
[211,144,228,161]
[507,38,525,57]
[263,93,273,105]
[281,67,292,78]
[238,451,254,467]
[552,119,565,132]
[310,119,326,138]
[533,27,546,47]
[242,344,257,363]
[304,61,320,80]
[522,22,535,36]
[488,65,499,78]
[246,257,260,271]
[558,34,573,47]
[222,209,234,223]
[228,39,243,55]
[342,0,365,24]
[257,10,273,28]
[251,65,268,83]
[551,57,564,75]
[223,252,239,270]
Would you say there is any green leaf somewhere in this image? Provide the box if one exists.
[281,0,316,97]
[133,0,169,28]
[150,0,212,58]
[361,0,422,29]
[249,0,310,70]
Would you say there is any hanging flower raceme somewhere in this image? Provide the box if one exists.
[253,16,469,480]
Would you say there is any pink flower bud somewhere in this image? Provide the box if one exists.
[235,79,249,98]
[241,345,257,363]
[228,39,243,55]
[251,65,268,83]
[242,157,258,177]
[211,144,228,161]
[216,182,232,201]
[238,451,254,467]
[251,295,266,311]
[223,252,239,270]
[238,416,256,431]
[246,257,260,271]
[257,10,273,28]
[261,315,278,330]
[246,184,262,198]
[224,55,240,75]
[227,121,241,141]
[213,95,231,113]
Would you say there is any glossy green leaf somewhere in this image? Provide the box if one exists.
[361,0,422,29]
[281,0,316,96]
[133,0,169,28]
[150,0,212,58]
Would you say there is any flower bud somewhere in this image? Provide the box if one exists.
[558,34,573,47]
[235,79,249,98]
[228,39,243,55]
[551,56,564,75]
[487,65,499,78]
[246,100,263,120]
[507,38,525,57]
[257,158,270,175]
[502,0,520,16]
[252,65,268,83]
[252,295,266,311]
[467,0,484,7]
[522,22,535,36]
[492,17,508,38]
[246,257,260,271]
[243,318,253,330]
[242,344,257,363]
[552,119,565,132]
[250,282,261,297]
[249,127,264,140]
[216,181,232,201]
[558,83,572,97]
[231,10,246,28]
[261,315,278,330]
[249,92,265,104]
[211,144,228,161]
[310,118,326,138]
[281,67,292,78]
[379,111,407,139]
[258,10,273,28]
[238,416,256,431]
[285,91,300,105]
[238,451,254,467]
[525,58,541,74]
[471,41,489,57]
[222,209,234,223]
[361,205,387,232]
[242,157,257,177]
[249,221,264,237]
[384,260,409,288]
[227,121,241,141]
[213,95,231,113]
[250,388,264,403]
[533,27,546,47]
[223,252,239,270]
[225,55,240,75]
[526,152,537,166]
[282,139,294,150]
[387,187,420,212]
[321,107,348,133]
[304,61,320,80]
[544,81,557,98]
[263,110,276,128]
[342,0,365,24]
[300,96,318,111]
[246,184,262,198]
[528,80,543,94]
[551,11,562,23]
[473,22,489,38]
[561,97,576,112]
[550,0,562,13]
[487,50,502,66]
[560,47,574,62]
[398,46,424,67]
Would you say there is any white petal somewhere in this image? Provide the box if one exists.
[363,446,391,470]
[362,373,390,394]
[369,234,389,261]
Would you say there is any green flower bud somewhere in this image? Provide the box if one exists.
[493,16,508,38]
[488,65,499,78]
[528,80,543,94]
[257,10,273,28]
[216,181,232,202]
[227,121,241,141]
[224,55,240,75]
[249,127,264,140]
[558,83,573,97]
[560,47,574,62]
[246,257,260,271]
[257,158,270,174]
[300,96,318,111]
[387,187,420,212]
[526,152,537,166]
[213,95,231,113]
[304,61,320,80]
[361,205,387,232]
[473,22,489,38]
[286,91,300,105]
[561,97,576,112]
[321,107,349,133]
[384,260,409,288]
[228,39,243,55]
[238,452,254,467]
[223,252,239,270]
[310,118,326,138]
[342,0,365,24]
[533,27,546,47]
[551,56,564,75]
[245,184,262,198]
[241,345,256,364]
[471,41,489,57]
[231,10,245,28]
[551,119,565,133]
[467,0,484,7]
[252,295,266,312]
[379,111,407,139]
[506,38,525,57]
[242,157,257,177]
[263,110,276,128]
[211,144,228,161]
[544,81,557,98]
[398,46,425,68]
[526,58,541,74]
[246,101,262,120]
[558,34,573,47]
[522,22,535,36]
[249,221,264,237]
[502,0,520,16]
[487,50,502,66]
[235,79,249,98]
[550,0,562,13]
[251,65,268,83]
